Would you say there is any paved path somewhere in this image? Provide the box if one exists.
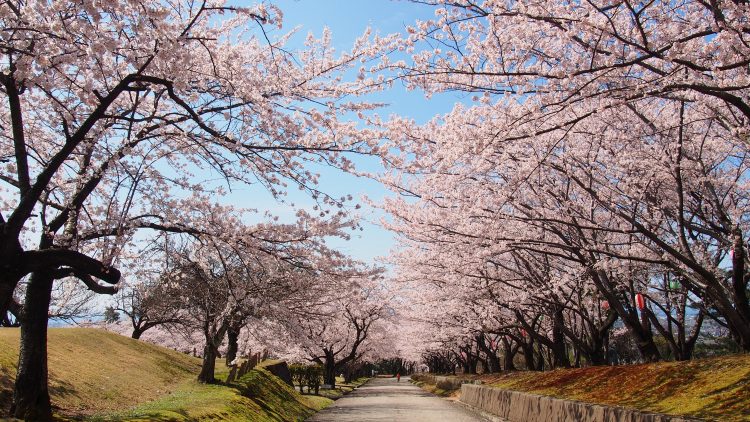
[307,377,491,421]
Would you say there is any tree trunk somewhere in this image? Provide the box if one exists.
[551,309,571,368]
[225,324,240,366]
[588,343,606,366]
[0,274,21,327]
[521,341,536,371]
[131,326,145,340]
[477,334,501,373]
[323,357,336,388]
[501,337,517,371]
[0,234,24,327]
[198,343,218,383]
[635,307,661,362]
[534,345,545,371]
[12,271,54,421]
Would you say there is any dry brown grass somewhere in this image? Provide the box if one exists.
[1,327,201,417]
[472,354,750,422]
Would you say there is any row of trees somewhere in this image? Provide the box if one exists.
[0,1,395,419]
[108,238,391,389]
[379,0,750,371]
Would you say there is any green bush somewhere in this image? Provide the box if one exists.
[288,364,323,395]
[305,365,323,395]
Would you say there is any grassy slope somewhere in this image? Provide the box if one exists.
[477,354,750,422]
[0,327,201,417]
[96,367,331,422]
[0,328,331,421]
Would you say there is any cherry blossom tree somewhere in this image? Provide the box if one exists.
[289,273,389,388]
[0,0,392,418]
[375,0,750,370]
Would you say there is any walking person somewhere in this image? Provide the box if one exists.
[396,372,401,382]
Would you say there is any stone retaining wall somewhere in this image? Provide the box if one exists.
[460,384,701,422]
[261,361,293,386]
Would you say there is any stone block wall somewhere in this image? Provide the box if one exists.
[460,384,701,422]
[261,361,294,386]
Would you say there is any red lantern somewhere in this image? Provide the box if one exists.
[601,300,610,310]
[635,293,645,310]
[521,329,528,337]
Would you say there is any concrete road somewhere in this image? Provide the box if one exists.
[307,377,492,422]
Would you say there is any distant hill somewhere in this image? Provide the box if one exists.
[0,328,331,420]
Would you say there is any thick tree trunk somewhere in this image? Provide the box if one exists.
[198,343,218,383]
[323,357,336,388]
[503,348,516,371]
[501,337,517,371]
[131,326,145,340]
[477,334,501,373]
[12,271,54,421]
[591,272,661,362]
[634,308,661,362]
[588,343,606,366]
[729,229,750,351]
[551,309,571,368]
[521,341,536,371]
[0,233,24,327]
[534,346,545,371]
[0,276,21,327]
[225,323,240,366]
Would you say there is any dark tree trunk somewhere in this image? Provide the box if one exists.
[534,346,545,371]
[323,356,336,388]
[634,307,661,362]
[12,271,54,421]
[0,275,21,327]
[477,334,501,373]
[588,344,606,366]
[198,342,218,383]
[551,309,571,368]
[591,272,662,362]
[131,326,145,340]
[0,232,24,327]
[501,337,517,371]
[521,341,536,371]
[503,348,516,371]
[225,322,241,366]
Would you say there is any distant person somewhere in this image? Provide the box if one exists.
[396,372,401,382]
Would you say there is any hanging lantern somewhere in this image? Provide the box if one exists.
[601,300,610,310]
[635,293,645,310]
[669,280,681,290]
[730,248,734,259]
[521,329,528,337]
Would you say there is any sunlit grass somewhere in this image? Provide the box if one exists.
[0,328,333,421]
[484,354,750,422]
[0,327,201,417]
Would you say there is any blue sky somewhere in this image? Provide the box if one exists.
[226,0,465,265]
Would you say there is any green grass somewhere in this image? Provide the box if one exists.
[1,327,201,417]
[312,376,371,399]
[94,368,331,422]
[0,327,333,421]
[409,380,455,397]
